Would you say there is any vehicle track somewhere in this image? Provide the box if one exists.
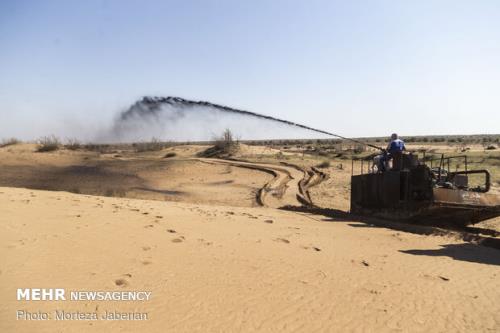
[196,158,327,208]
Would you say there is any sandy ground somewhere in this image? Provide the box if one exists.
[1,187,499,332]
[0,144,499,332]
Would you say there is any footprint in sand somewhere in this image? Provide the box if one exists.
[142,246,151,251]
[171,236,184,243]
[166,229,176,233]
[264,219,274,224]
[144,224,154,228]
[301,245,322,252]
[114,279,129,287]
[197,238,213,246]
[275,238,290,244]
[141,260,152,265]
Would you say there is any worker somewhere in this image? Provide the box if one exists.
[375,133,406,172]
[387,133,406,155]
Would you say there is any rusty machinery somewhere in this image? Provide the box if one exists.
[350,152,500,226]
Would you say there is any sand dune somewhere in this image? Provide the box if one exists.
[1,187,499,332]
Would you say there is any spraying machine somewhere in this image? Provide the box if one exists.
[350,152,500,226]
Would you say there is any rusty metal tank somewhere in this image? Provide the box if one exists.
[350,153,500,226]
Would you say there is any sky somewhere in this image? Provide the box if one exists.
[0,0,499,141]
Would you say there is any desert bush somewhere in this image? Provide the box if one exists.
[82,143,111,154]
[0,137,21,148]
[486,145,497,150]
[65,138,81,150]
[37,135,60,152]
[353,144,366,154]
[134,138,165,152]
[164,152,177,158]
[214,129,237,152]
[198,129,239,157]
[316,160,331,168]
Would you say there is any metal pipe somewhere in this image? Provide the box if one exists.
[438,154,444,183]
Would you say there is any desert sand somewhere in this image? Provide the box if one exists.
[0,144,499,332]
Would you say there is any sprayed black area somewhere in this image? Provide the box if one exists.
[119,96,383,150]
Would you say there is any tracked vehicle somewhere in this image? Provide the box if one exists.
[350,153,500,226]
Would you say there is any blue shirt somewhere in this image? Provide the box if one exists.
[388,139,405,154]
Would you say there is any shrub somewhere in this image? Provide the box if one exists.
[134,138,165,152]
[211,129,239,156]
[486,145,497,150]
[0,137,21,148]
[316,160,331,168]
[198,129,239,157]
[65,138,81,150]
[82,144,111,154]
[164,152,177,158]
[353,144,366,154]
[37,135,60,152]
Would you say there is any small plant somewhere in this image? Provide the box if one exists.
[82,143,111,154]
[353,144,366,154]
[134,137,165,152]
[197,129,239,157]
[275,151,285,160]
[485,145,497,150]
[211,129,238,155]
[214,129,238,153]
[316,160,331,168]
[65,138,81,150]
[37,135,60,152]
[163,152,177,158]
[0,137,21,148]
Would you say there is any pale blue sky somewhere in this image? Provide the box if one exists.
[1,0,499,140]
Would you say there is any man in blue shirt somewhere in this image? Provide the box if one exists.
[376,133,406,172]
[387,133,406,155]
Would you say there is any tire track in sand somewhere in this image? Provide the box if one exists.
[196,158,327,208]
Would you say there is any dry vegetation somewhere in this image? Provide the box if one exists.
[198,129,239,157]
[133,137,168,152]
[64,138,81,150]
[36,135,60,152]
[0,137,21,148]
